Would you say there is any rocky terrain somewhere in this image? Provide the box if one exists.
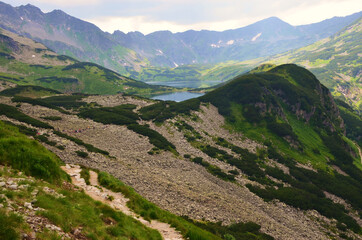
[0,89,359,240]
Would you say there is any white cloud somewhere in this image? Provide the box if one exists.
[279,0,362,25]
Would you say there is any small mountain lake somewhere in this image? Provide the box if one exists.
[145,80,223,88]
[146,80,221,101]
[151,92,204,102]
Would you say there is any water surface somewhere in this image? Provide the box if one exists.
[151,92,204,102]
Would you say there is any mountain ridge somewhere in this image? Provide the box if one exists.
[0,1,360,72]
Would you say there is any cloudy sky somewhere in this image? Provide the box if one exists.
[5,0,362,34]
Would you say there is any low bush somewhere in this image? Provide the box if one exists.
[0,104,53,129]
[76,150,88,158]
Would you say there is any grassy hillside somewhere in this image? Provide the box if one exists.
[0,93,274,240]
[0,121,165,239]
[141,64,362,235]
[0,28,175,96]
[268,17,362,112]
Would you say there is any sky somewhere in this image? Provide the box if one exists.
[5,0,362,34]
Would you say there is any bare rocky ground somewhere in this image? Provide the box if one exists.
[0,94,360,239]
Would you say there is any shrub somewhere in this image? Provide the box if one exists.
[76,151,88,158]
[0,104,53,129]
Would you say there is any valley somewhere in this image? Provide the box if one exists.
[0,2,361,240]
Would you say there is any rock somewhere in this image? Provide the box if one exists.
[29,232,36,239]
[0,204,3,208]
[31,189,38,196]
[0,182,5,187]
[8,184,18,190]
[24,202,33,210]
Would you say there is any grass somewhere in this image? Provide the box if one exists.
[0,120,166,239]
[0,209,25,240]
[0,121,66,183]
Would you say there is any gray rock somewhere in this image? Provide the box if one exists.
[0,182,5,187]
[8,184,18,190]
[24,202,33,210]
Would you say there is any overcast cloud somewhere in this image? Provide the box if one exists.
[5,0,362,34]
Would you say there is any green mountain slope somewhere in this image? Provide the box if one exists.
[140,64,362,236]
[0,28,175,96]
[268,17,362,111]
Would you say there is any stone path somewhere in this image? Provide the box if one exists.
[61,164,183,240]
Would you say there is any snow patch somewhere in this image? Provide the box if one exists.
[20,17,24,21]
[173,62,179,67]
[210,44,220,48]
[252,33,262,41]
[227,40,234,45]
[156,49,164,55]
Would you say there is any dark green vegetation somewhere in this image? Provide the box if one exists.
[0,103,53,129]
[0,85,61,98]
[268,17,362,111]
[336,99,362,147]
[98,170,273,240]
[183,217,274,240]
[140,98,201,123]
[76,150,88,158]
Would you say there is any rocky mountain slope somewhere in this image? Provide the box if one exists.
[0,27,175,96]
[0,1,360,72]
[0,64,361,239]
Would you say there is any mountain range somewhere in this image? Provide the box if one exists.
[0,1,361,73]
[0,27,175,96]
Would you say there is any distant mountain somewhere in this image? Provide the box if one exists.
[268,17,362,112]
[0,2,148,75]
[0,1,360,72]
[0,28,174,95]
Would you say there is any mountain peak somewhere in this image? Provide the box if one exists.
[18,3,42,13]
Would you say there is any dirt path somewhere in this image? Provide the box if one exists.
[61,164,183,240]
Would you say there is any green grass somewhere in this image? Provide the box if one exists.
[0,55,175,96]
[36,191,162,240]
[0,209,25,240]
[0,121,66,183]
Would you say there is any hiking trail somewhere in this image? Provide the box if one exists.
[61,164,183,240]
